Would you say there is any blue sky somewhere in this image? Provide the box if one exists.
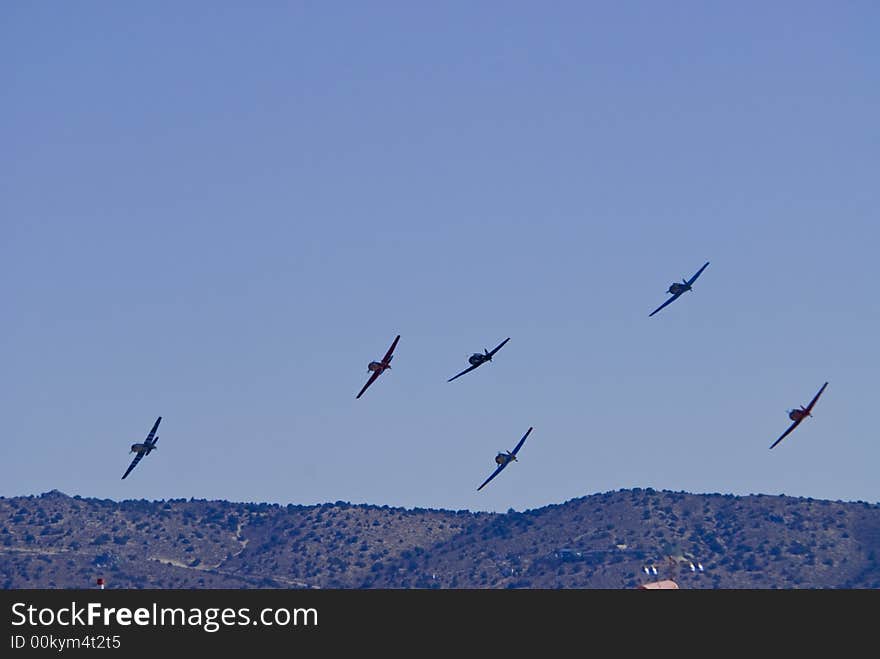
[2,2,878,513]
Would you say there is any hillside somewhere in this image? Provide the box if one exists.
[1,489,878,588]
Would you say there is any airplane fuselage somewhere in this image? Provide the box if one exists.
[495,452,515,466]
[130,443,155,454]
[789,408,809,421]
[368,361,387,372]
[469,354,487,366]
[668,282,691,295]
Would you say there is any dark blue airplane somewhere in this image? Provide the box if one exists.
[122,416,161,480]
[649,261,710,317]
[447,337,510,383]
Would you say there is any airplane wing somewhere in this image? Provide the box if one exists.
[356,370,382,399]
[769,418,802,449]
[121,450,146,480]
[687,261,710,286]
[648,291,683,317]
[381,335,400,363]
[510,427,533,456]
[486,337,511,358]
[447,363,480,383]
[477,463,508,491]
[144,416,161,446]
[804,381,829,414]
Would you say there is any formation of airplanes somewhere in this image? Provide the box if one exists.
[120,259,831,524]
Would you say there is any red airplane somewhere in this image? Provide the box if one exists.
[356,335,400,399]
[769,381,828,449]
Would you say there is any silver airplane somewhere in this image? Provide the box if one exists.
[477,427,533,491]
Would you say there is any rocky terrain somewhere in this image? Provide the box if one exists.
[2,489,878,588]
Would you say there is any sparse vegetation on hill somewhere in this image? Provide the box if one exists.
[1,489,878,588]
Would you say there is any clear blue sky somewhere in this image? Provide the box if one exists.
[3,2,878,513]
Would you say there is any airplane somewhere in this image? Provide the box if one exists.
[356,334,400,399]
[477,426,533,491]
[121,416,161,480]
[648,261,710,317]
[769,381,828,449]
[447,337,510,383]
[643,542,704,575]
